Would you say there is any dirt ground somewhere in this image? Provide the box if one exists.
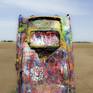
[74,43,93,93]
[0,42,93,93]
[0,42,16,93]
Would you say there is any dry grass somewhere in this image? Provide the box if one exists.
[0,42,93,93]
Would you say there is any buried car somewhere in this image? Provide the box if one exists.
[16,14,75,93]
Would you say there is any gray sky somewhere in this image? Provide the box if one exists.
[0,0,93,42]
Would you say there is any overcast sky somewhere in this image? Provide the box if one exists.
[0,0,93,42]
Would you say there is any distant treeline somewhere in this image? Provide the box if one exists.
[0,40,15,42]
[0,40,92,43]
[73,41,92,43]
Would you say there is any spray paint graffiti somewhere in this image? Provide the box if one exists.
[16,15,75,93]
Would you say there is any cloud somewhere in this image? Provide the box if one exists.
[0,0,93,41]
[1,0,91,16]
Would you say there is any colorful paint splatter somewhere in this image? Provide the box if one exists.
[16,15,75,93]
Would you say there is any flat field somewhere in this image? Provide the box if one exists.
[0,42,93,93]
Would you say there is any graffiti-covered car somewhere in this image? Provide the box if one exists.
[16,14,75,93]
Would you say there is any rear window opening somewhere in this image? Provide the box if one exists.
[28,17,61,32]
